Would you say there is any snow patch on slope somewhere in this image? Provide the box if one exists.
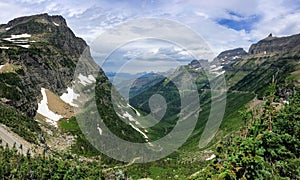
[18,44,30,48]
[4,34,31,42]
[78,74,96,85]
[127,103,141,116]
[60,87,80,107]
[123,112,140,125]
[211,66,223,72]
[129,123,149,139]
[37,88,63,127]
[97,126,103,135]
[117,111,150,142]
[205,154,216,161]
[88,75,96,81]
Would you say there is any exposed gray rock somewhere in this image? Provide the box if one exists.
[212,48,247,68]
[249,33,300,55]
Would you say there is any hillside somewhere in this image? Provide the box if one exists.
[124,33,300,178]
[193,90,300,179]
[226,34,300,98]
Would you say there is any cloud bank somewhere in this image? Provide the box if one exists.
[1,0,300,73]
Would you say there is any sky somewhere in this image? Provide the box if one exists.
[1,0,300,73]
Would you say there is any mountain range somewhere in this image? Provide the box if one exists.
[0,14,299,179]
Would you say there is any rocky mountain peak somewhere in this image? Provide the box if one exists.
[249,33,300,55]
[212,48,247,67]
[0,13,87,57]
[0,14,91,118]
[2,13,67,29]
[216,48,247,59]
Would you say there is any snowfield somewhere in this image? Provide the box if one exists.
[37,88,63,127]
[78,74,96,85]
[60,87,80,107]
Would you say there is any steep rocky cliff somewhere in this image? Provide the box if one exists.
[0,13,88,118]
[249,33,300,55]
[225,34,300,97]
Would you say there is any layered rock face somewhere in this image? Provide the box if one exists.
[249,33,300,55]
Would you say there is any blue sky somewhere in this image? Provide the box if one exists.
[1,0,300,73]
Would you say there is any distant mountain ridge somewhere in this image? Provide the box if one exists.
[210,33,300,68]
[130,32,300,146]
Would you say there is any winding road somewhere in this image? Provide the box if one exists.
[0,124,32,155]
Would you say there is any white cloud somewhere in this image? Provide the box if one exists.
[1,0,300,61]
[249,0,300,40]
[17,0,46,4]
[96,39,193,73]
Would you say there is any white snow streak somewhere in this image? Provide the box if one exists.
[18,45,30,48]
[53,22,59,26]
[123,111,140,125]
[214,71,225,77]
[211,66,223,71]
[283,100,290,105]
[4,34,31,42]
[127,103,141,116]
[117,112,149,139]
[97,126,103,135]
[129,123,149,139]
